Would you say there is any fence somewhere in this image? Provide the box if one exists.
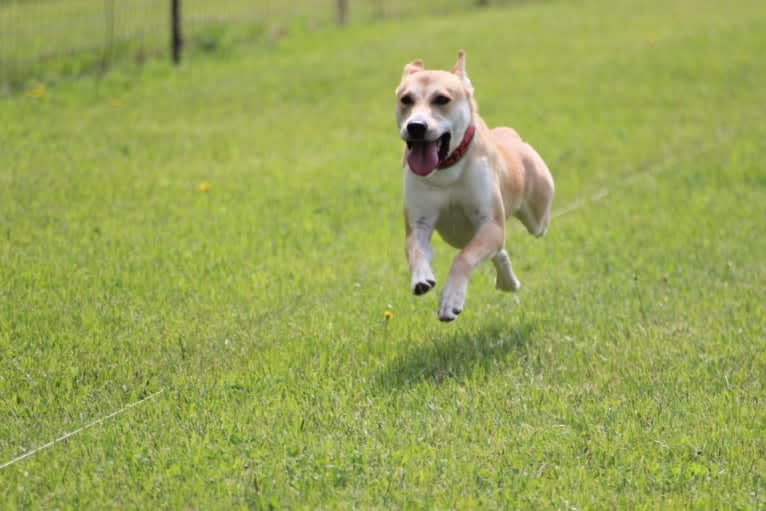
[0,0,509,88]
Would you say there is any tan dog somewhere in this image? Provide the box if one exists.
[396,50,554,321]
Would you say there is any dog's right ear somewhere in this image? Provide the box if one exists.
[401,59,424,77]
[451,50,474,95]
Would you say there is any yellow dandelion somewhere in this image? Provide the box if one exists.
[384,310,394,320]
[111,99,123,108]
[25,83,47,100]
[198,182,210,192]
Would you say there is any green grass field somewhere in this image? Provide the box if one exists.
[1,0,766,508]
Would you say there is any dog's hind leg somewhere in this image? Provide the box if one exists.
[516,204,550,238]
[492,249,521,292]
[517,143,554,237]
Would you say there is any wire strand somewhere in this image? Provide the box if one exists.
[0,388,165,471]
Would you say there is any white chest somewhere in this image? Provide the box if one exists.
[403,159,497,249]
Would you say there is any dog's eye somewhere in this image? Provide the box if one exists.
[433,95,451,105]
[400,94,414,106]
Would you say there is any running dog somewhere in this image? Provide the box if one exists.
[396,50,554,321]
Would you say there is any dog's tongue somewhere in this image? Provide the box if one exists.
[407,141,439,176]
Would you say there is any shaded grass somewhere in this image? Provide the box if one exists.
[377,322,534,389]
[1,0,765,508]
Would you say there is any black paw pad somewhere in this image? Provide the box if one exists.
[413,280,435,296]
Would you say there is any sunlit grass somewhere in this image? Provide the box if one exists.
[1,0,765,508]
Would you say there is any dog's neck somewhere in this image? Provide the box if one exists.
[438,125,476,170]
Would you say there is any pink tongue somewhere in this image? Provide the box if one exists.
[407,141,439,176]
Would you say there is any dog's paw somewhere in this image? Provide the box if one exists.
[492,250,522,292]
[411,267,436,296]
[495,272,521,292]
[438,282,466,322]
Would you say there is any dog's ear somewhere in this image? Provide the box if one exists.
[451,50,474,95]
[402,59,424,77]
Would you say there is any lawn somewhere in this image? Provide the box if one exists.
[1,0,765,508]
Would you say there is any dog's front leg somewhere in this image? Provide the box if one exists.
[439,221,504,321]
[405,212,437,296]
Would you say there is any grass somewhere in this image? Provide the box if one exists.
[0,0,509,89]
[1,0,765,508]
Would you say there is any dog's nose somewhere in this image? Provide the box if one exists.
[406,121,427,140]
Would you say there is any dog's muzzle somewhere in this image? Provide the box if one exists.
[404,128,451,177]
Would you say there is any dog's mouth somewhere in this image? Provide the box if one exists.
[405,132,451,176]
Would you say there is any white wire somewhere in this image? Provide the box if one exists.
[549,132,728,220]
[0,130,734,472]
[0,388,165,471]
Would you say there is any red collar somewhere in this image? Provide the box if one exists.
[437,125,476,170]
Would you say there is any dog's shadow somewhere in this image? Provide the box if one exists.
[375,321,535,390]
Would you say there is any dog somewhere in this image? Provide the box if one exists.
[396,50,555,322]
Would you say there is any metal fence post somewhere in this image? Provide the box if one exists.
[171,0,182,64]
[337,0,348,25]
[103,0,115,71]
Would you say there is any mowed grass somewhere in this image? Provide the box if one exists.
[1,0,765,508]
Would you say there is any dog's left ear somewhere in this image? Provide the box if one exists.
[402,59,425,77]
[451,50,474,95]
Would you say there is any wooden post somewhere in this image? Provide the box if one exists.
[171,0,182,64]
[337,0,348,25]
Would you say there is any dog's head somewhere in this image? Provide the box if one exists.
[395,50,476,177]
